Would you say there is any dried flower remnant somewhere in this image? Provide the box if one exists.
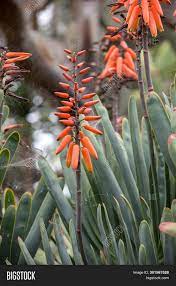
[54,49,103,173]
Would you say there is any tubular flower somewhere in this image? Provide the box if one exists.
[99,41,137,80]
[54,49,103,172]
[110,0,170,37]
[0,47,32,100]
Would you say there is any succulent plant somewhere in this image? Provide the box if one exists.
[0,75,175,264]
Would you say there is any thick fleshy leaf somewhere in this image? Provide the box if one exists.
[0,205,16,264]
[10,192,32,264]
[39,158,73,225]
[3,188,16,209]
[40,218,55,265]
[0,148,10,186]
[129,96,150,204]
[147,92,175,175]
[18,237,36,265]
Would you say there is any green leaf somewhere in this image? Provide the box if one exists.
[147,92,175,175]
[114,198,136,264]
[168,135,176,168]
[97,204,112,264]
[160,208,176,264]
[53,214,72,265]
[0,205,16,264]
[170,74,176,107]
[118,239,127,265]
[138,244,147,265]
[103,204,119,264]
[3,188,16,209]
[18,193,56,264]
[40,218,55,265]
[18,237,35,265]
[157,148,166,211]
[83,131,121,227]
[0,148,10,186]
[2,131,20,161]
[26,177,55,233]
[122,118,136,180]
[141,117,151,172]
[39,158,73,225]
[139,220,158,264]
[171,199,176,222]
[120,194,139,251]
[129,96,150,204]
[95,97,142,222]
[10,192,32,264]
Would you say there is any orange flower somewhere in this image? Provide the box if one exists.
[84,100,99,107]
[59,64,70,72]
[61,101,73,107]
[4,52,32,64]
[66,142,74,167]
[57,126,72,140]
[59,82,70,90]
[84,116,101,121]
[57,106,71,112]
[81,136,98,160]
[83,125,103,135]
[55,135,72,155]
[59,119,74,126]
[82,93,96,100]
[81,147,93,173]
[54,92,69,99]
[79,67,91,75]
[116,56,123,78]
[54,112,71,119]
[81,77,94,84]
[71,144,80,170]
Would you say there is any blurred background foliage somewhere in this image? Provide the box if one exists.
[0,0,175,197]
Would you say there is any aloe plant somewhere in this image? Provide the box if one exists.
[3,75,176,265]
[0,44,176,265]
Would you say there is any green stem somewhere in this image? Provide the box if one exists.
[136,32,160,239]
[142,25,154,94]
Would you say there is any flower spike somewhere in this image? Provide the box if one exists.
[54,49,103,172]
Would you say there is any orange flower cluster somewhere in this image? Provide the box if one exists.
[99,40,137,80]
[54,49,103,172]
[110,0,170,37]
[1,51,32,70]
[0,49,32,98]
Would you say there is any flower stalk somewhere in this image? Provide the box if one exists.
[54,49,103,263]
[142,25,154,95]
